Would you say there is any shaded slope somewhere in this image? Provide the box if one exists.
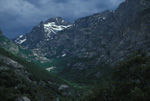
[0,29,51,67]
[0,47,80,101]
[83,52,150,101]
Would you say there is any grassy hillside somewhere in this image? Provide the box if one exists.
[42,56,112,85]
[0,47,81,101]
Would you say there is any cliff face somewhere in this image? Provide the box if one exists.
[88,0,150,65]
[42,0,150,69]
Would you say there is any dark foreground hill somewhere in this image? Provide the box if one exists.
[0,46,81,101]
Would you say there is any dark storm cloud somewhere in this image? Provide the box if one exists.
[0,0,125,38]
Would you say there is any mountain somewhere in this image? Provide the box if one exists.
[13,0,150,82]
[1,0,150,100]
[0,29,20,54]
[0,46,81,101]
[0,29,52,67]
[14,17,73,49]
[83,52,150,101]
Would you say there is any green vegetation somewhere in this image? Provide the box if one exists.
[83,52,150,101]
[0,47,81,101]
[0,34,51,69]
[1,31,150,101]
[0,69,54,101]
[33,58,62,68]
[50,56,111,84]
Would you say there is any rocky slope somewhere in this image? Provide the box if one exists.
[13,0,150,80]
[0,47,79,101]
[0,29,20,54]
[14,17,73,49]
[0,29,51,65]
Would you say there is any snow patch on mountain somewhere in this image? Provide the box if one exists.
[19,35,23,38]
[44,22,72,37]
[15,35,27,44]
[46,67,56,72]
[98,16,106,21]
[62,53,66,57]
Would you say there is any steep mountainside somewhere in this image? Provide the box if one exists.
[83,52,150,101]
[0,29,51,65]
[0,47,80,101]
[14,17,73,49]
[0,29,20,54]
[13,0,150,81]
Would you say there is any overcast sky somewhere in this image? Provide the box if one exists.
[0,0,125,38]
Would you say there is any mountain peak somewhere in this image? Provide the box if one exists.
[43,17,72,37]
[13,17,73,47]
[45,17,72,26]
[47,17,62,22]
